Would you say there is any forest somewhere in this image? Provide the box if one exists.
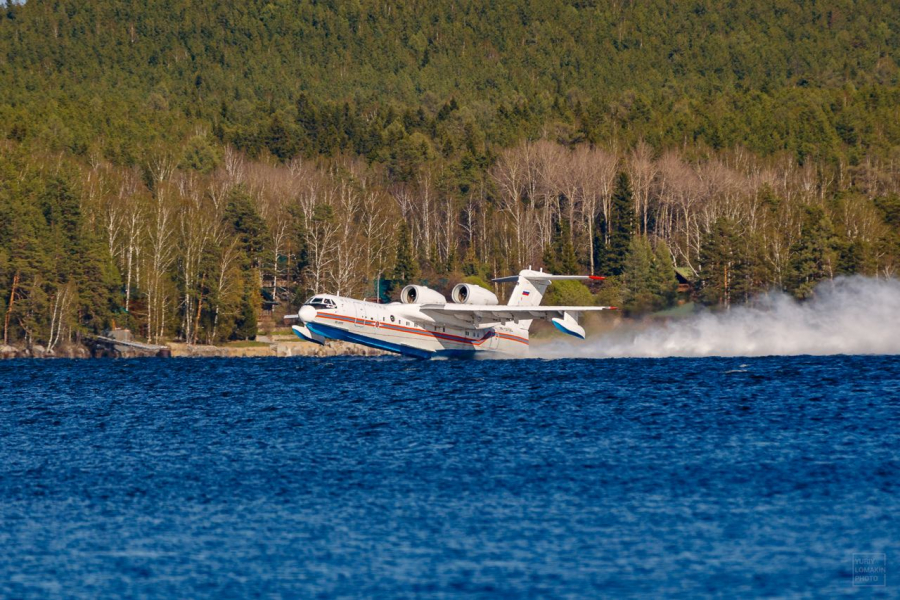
[1,0,899,349]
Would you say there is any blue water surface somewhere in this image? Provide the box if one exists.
[0,355,898,598]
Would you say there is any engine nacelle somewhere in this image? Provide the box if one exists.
[400,285,446,304]
[451,283,499,305]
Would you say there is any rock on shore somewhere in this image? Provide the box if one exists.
[0,343,93,359]
[167,341,387,358]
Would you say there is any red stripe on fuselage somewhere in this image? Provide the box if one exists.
[497,332,529,344]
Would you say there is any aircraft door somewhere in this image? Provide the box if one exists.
[353,301,367,328]
[334,299,355,327]
[359,302,381,331]
[487,328,501,350]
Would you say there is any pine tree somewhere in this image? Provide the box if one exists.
[650,240,677,310]
[392,220,418,284]
[41,175,118,334]
[225,186,267,267]
[182,135,221,173]
[699,218,739,307]
[554,219,579,275]
[622,236,654,314]
[542,243,557,274]
[700,220,726,305]
[548,219,579,274]
[788,206,836,299]
[461,245,481,278]
[1,199,51,345]
[231,271,260,340]
[265,114,299,162]
[602,171,634,276]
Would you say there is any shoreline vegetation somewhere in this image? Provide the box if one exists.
[2,1,900,356]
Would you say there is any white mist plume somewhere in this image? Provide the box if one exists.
[535,276,900,358]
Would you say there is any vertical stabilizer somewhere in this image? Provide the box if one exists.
[493,269,605,307]
[506,269,553,307]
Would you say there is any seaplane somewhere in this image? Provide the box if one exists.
[286,269,616,359]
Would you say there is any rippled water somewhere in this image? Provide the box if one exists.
[1,356,898,598]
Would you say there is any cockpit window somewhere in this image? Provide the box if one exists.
[305,296,336,310]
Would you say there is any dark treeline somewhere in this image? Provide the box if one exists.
[1,0,899,349]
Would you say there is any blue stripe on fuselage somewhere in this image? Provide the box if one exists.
[306,321,435,359]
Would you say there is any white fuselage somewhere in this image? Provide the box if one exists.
[292,295,529,359]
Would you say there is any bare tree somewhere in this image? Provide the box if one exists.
[577,147,616,274]
[492,145,529,266]
[628,140,657,237]
[46,282,74,353]
[144,187,176,343]
[331,181,365,297]
[361,190,392,281]
[222,145,246,184]
[209,236,241,344]
[177,174,217,344]
[532,140,565,253]
[119,173,146,318]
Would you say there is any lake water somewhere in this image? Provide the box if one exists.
[1,356,898,597]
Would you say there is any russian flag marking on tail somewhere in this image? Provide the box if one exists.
[522,290,530,296]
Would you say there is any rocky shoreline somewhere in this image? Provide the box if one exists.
[0,340,386,359]
[167,340,386,358]
[0,343,92,359]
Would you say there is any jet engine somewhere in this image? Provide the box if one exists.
[400,285,446,304]
[451,283,499,305]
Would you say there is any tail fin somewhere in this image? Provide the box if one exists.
[493,269,605,307]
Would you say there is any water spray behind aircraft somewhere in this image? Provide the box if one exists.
[534,276,900,359]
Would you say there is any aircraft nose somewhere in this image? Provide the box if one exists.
[299,305,317,323]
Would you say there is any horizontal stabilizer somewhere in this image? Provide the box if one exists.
[491,268,608,307]
[492,273,605,283]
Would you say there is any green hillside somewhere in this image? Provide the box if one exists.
[3,0,900,161]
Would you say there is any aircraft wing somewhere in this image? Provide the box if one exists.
[418,304,616,325]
